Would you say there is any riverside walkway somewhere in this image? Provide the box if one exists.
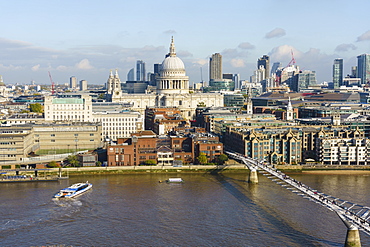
[226,151,370,246]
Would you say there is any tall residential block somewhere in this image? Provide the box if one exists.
[79,80,87,91]
[258,55,270,79]
[209,53,222,81]
[357,54,370,84]
[333,58,343,88]
[70,76,77,89]
[136,60,146,81]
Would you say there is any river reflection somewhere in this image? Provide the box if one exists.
[1,172,370,246]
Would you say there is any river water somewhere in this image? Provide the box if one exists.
[1,172,370,247]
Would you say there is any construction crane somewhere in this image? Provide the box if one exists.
[48,71,55,95]
[274,49,297,85]
[286,49,296,67]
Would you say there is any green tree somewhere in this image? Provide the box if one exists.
[29,103,43,113]
[47,161,58,168]
[96,161,102,167]
[197,152,208,164]
[143,160,156,166]
[217,154,229,165]
[65,155,80,167]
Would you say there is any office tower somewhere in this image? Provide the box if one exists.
[70,76,77,89]
[271,62,281,75]
[351,66,357,78]
[127,68,135,81]
[292,70,317,92]
[258,55,270,79]
[154,63,161,74]
[333,58,343,88]
[233,74,240,90]
[136,60,146,81]
[357,54,370,84]
[79,80,87,91]
[209,53,222,81]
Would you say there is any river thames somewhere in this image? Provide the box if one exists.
[1,172,370,246]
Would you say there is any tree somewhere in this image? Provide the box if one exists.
[197,102,206,107]
[29,103,43,113]
[64,155,80,167]
[217,154,229,165]
[47,161,58,168]
[197,152,208,164]
[143,160,156,166]
[96,161,102,167]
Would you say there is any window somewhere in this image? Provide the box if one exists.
[51,140,55,142]
[90,133,94,136]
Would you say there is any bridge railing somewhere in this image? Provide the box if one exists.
[226,150,370,235]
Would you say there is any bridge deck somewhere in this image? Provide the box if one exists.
[226,151,370,235]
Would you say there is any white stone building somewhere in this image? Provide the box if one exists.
[106,37,224,118]
[44,94,93,122]
[44,94,143,142]
[92,111,143,141]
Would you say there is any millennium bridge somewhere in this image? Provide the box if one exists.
[226,151,370,247]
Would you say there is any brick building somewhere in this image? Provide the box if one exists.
[107,130,223,166]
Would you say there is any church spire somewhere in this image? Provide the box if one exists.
[169,36,176,57]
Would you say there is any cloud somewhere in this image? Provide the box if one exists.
[335,43,357,52]
[56,65,68,71]
[31,64,41,71]
[265,28,286,39]
[163,30,176,35]
[230,59,245,68]
[221,48,248,58]
[357,30,370,42]
[75,59,94,70]
[177,50,193,58]
[192,59,208,66]
[238,42,255,50]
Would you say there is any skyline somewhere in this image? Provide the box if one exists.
[1,0,370,85]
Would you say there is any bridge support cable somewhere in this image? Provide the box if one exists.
[225,151,370,245]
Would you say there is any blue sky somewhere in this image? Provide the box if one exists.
[1,0,370,85]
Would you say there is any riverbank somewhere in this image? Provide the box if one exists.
[3,163,370,177]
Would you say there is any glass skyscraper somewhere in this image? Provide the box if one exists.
[333,58,343,89]
[136,60,146,81]
[258,55,270,79]
[357,54,370,84]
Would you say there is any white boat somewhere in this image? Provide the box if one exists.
[53,181,92,198]
[166,178,183,183]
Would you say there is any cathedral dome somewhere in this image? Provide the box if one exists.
[161,56,185,70]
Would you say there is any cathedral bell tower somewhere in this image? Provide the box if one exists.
[106,69,122,101]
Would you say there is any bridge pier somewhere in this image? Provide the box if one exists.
[248,169,258,184]
[344,227,361,247]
